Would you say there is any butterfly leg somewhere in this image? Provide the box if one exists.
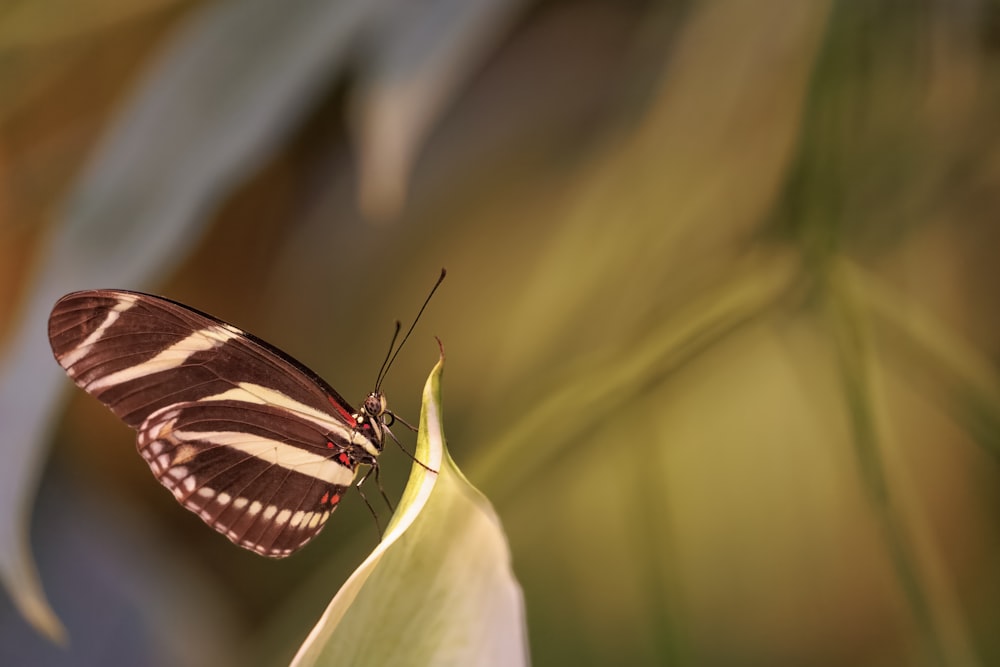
[373,463,394,513]
[385,411,417,433]
[355,464,384,537]
[383,425,438,474]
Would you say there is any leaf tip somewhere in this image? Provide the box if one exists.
[2,553,68,645]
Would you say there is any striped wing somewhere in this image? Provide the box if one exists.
[139,400,353,556]
[48,289,365,557]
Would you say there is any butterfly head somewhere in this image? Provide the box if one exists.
[363,390,388,419]
[358,269,444,457]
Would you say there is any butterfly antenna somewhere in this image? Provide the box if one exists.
[375,268,447,391]
[374,320,402,391]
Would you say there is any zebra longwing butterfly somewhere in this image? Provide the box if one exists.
[48,273,443,558]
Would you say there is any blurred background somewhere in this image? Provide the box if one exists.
[2,0,1000,665]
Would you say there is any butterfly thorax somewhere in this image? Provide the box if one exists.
[351,390,389,456]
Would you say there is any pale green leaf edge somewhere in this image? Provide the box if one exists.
[289,362,442,656]
[292,354,465,665]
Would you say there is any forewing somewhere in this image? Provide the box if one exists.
[48,289,357,429]
[139,400,356,557]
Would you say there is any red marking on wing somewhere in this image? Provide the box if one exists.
[337,452,351,467]
[327,395,355,423]
[326,441,334,449]
[329,493,341,505]
[320,491,329,504]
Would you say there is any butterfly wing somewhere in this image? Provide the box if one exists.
[48,290,357,427]
[48,289,366,557]
[139,400,354,557]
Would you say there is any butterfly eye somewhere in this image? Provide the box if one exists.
[364,392,387,417]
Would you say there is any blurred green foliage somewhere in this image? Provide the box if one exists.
[1,0,999,665]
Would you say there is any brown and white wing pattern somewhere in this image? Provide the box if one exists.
[48,289,376,558]
[138,400,356,557]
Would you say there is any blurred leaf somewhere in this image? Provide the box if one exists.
[0,465,241,666]
[826,260,981,666]
[353,0,525,220]
[474,249,801,501]
[848,261,1000,462]
[0,0,381,638]
[482,0,832,394]
[292,355,528,667]
[0,0,182,48]
[0,329,72,643]
[46,0,380,292]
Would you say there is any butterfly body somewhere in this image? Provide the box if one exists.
[48,289,387,558]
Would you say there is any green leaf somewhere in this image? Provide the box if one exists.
[291,354,529,667]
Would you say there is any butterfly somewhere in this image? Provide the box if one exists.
[47,271,443,557]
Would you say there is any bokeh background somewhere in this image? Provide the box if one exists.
[2,1,1000,665]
